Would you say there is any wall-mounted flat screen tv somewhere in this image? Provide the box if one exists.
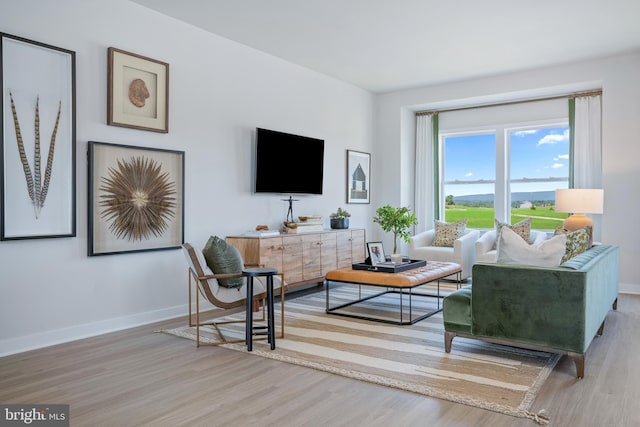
[255,128,324,195]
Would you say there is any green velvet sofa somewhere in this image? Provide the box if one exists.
[443,244,619,378]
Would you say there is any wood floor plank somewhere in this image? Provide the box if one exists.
[1,292,638,426]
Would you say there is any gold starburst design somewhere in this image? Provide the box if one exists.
[99,156,177,241]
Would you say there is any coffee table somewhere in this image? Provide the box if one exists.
[324,261,462,325]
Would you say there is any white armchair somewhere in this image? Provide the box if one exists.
[409,228,480,280]
[475,229,548,263]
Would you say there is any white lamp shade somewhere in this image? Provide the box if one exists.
[555,189,604,214]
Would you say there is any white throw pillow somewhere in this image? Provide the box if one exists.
[497,226,566,267]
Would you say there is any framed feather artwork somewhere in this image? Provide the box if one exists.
[1,33,76,240]
[88,141,184,256]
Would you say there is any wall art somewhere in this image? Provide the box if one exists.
[1,32,76,240]
[88,141,184,256]
[347,149,370,204]
[107,47,169,133]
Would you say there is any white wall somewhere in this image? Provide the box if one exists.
[375,52,640,293]
[0,0,375,356]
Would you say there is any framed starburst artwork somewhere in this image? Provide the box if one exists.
[1,32,76,240]
[88,141,184,256]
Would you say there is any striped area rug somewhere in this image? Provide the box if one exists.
[161,284,558,424]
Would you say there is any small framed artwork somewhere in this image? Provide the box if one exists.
[367,241,386,265]
[88,141,184,256]
[1,32,76,240]
[107,47,169,133]
[347,149,370,204]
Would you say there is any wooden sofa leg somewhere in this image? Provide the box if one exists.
[569,353,585,379]
[613,297,618,311]
[597,320,605,336]
[444,331,455,353]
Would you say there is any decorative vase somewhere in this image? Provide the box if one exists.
[330,218,349,229]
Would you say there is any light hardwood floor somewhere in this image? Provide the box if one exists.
[1,291,639,427]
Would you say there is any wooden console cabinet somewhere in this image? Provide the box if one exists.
[226,229,365,290]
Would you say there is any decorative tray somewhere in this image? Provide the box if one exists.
[352,259,427,273]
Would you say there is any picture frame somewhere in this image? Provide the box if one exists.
[347,149,370,204]
[367,241,386,265]
[1,32,76,240]
[107,47,169,133]
[88,141,184,256]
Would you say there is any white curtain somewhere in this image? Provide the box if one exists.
[414,114,435,233]
[573,94,602,241]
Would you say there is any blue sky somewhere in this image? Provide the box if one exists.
[443,127,569,196]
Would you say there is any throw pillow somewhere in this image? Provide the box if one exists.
[497,226,566,267]
[555,225,591,263]
[493,217,532,250]
[432,219,467,247]
[202,236,244,289]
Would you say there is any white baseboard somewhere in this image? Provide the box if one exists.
[0,304,190,358]
[619,282,640,295]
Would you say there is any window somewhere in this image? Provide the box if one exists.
[441,124,570,229]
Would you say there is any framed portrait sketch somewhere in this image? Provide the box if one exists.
[1,32,76,240]
[88,141,184,256]
[107,47,169,133]
[347,149,370,204]
[367,241,386,265]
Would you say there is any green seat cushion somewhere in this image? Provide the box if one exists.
[443,286,472,334]
[202,236,244,288]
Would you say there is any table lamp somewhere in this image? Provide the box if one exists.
[555,188,604,231]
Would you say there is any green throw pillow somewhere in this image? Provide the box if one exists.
[432,219,467,247]
[555,225,591,263]
[202,236,244,289]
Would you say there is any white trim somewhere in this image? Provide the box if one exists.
[0,304,192,357]
[619,283,640,295]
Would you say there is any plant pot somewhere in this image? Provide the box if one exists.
[330,218,349,229]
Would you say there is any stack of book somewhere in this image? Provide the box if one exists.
[284,215,324,233]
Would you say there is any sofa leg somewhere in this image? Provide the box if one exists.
[613,297,618,311]
[597,320,605,336]
[569,353,585,379]
[444,331,455,353]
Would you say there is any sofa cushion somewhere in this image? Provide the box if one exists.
[555,226,591,263]
[432,219,467,247]
[497,226,566,267]
[202,236,244,288]
[493,217,532,249]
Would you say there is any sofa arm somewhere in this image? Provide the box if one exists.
[475,230,496,258]
[409,229,435,249]
[453,229,480,275]
[471,262,590,353]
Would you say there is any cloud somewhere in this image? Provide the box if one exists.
[512,130,537,137]
[464,172,473,177]
[558,154,569,159]
[538,129,569,146]
[551,163,564,169]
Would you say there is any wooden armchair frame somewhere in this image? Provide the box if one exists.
[183,243,286,347]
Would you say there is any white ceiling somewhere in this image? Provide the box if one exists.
[132,0,640,93]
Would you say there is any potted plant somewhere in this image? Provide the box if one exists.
[329,207,351,229]
[373,205,418,254]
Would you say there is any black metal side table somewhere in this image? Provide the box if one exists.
[242,267,278,351]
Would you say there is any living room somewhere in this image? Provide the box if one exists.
[1,1,639,425]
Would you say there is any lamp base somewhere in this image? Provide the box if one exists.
[562,214,593,232]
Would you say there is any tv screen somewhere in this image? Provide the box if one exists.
[255,128,324,195]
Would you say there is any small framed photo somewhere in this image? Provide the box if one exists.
[88,141,184,256]
[347,149,370,204]
[107,47,169,133]
[367,241,386,265]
